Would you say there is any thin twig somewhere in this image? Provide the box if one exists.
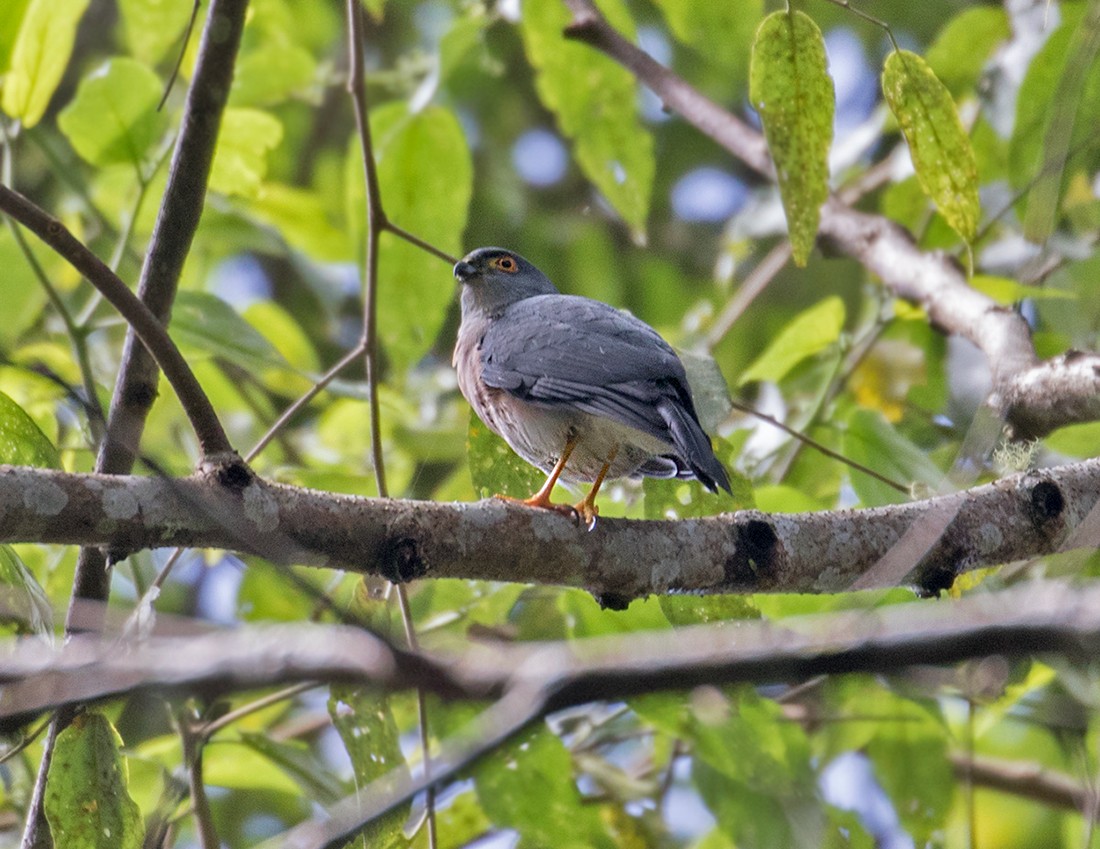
[202,682,320,741]
[346,5,437,846]
[158,0,203,111]
[705,240,792,350]
[182,710,220,849]
[729,398,910,494]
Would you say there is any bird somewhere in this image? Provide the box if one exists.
[452,246,731,528]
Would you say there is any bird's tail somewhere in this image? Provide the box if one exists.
[658,398,732,494]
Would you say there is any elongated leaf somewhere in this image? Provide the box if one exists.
[45,712,144,849]
[882,50,980,243]
[1,0,90,127]
[520,0,654,237]
[739,296,845,385]
[749,10,834,266]
[0,389,59,468]
[361,103,471,375]
[58,58,167,168]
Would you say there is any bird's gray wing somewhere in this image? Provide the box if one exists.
[479,295,694,439]
[479,294,732,493]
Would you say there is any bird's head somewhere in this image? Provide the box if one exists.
[454,247,558,315]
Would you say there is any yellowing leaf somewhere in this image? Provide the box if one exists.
[1,0,90,127]
[739,296,845,385]
[749,10,834,266]
[45,713,144,849]
[882,49,980,243]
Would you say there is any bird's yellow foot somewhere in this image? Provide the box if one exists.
[494,493,580,524]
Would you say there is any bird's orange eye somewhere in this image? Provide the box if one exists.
[495,256,518,273]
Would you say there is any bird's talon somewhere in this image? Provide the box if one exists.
[574,501,599,531]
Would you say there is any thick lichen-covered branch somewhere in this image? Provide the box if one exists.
[1,457,1097,603]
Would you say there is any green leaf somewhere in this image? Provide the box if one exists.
[881,49,980,243]
[842,408,943,507]
[360,0,385,22]
[924,7,1010,97]
[0,544,52,635]
[749,10,834,266]
[231,43,318,107]
[209,107,284,197]
[248,182,351,261]
[466,409,544,500]
[642,455,754,520]
[365,103,472,375]
[0,389,59,468]
[238,732,345,804]
[1045,420,1100,458]
[328,684,411,849]
[117,0,193,65]
[739,296,845,385]
[0,0,31,74]
[45,712,144,849]
[201,740,301,794]
[476,725,616,849]
[652,0,761,84]
[170,290,286,372]
[520,0,654,237]
[637,688,816,846]
[58,58,167,168]
[0,227,50,349]
[1,0,90,127]
[970,274,1075,305]
[1010,2,1100,242]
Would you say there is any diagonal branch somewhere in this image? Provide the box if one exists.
[0,185,233,460]
[559,0,1100,440]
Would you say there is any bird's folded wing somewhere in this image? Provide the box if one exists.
[478,295,695,442]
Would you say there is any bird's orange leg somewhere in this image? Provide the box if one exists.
[497,435,580,519]
[574,444,618,530]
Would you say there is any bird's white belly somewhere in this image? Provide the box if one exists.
[492,396,672,484]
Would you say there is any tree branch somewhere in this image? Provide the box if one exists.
[951,752,1100,820]
[559,0,1100,440]
[4,581,1100,844]
[98,0,248,470]
[1,457,1097,602]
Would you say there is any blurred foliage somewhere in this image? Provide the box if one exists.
[0,0,1099,847]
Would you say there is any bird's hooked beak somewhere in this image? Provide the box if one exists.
[453,260,477,283]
